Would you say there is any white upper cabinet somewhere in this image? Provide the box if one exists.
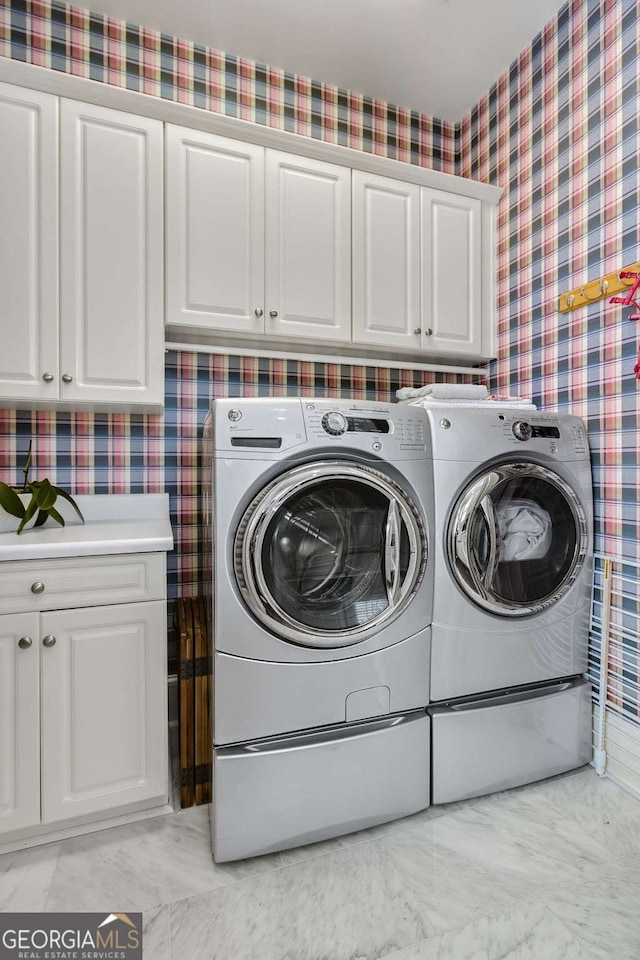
[0,84,58,402]
[165,134,352,344]
[352,171,421,350]
[166,126,265,334]
[265,151,351,341]
[60,101,164,408]
[421,187,482,357]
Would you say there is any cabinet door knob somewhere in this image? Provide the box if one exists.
[61,374,73,384]
[413,328,422,335]
[42,372,54,383]
[254,307,263,318]
[42,635,57,648]
[18,636,33,650]
[425,328,433,336]
[31,581,45,595]
[269,310,278,319]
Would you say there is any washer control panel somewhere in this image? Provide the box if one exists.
[304,400,428,457]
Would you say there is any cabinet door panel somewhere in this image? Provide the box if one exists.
[0,83,58,402]
[0,613,40,835]
[166,126,265,333]
[60,101,163,407]
[421,188,482,356]
[41,601,167,823]
[352,171,421,349]
[265,151,351,341]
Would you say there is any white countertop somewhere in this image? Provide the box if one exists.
[0,493,174,562]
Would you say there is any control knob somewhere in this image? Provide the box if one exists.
[512,420,533,441]
[322,412,348,436]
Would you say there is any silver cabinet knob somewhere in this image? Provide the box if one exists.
[31,581,45,595]
[61,374,73,383]
[254,307,263,318]
[425,328,433,336]
[42,372,54,383]
[18,636,33,650]
[413,328,422,335]
[42,635,56,648]
[269,310,278,318]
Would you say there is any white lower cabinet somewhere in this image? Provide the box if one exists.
[0,613,40,835]
[0,556,168,842]
[41,602,167,824]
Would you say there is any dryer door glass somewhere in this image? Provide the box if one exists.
[449,462,588,617]
[235,461,426,647]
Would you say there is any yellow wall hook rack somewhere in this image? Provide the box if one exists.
[553,262,640,314]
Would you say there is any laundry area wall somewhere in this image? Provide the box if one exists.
[0,0,638,739]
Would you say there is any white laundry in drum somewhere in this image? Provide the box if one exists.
[496,499,552,561]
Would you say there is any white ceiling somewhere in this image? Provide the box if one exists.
[83,0,565,122]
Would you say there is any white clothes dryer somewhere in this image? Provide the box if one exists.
[204,397,434,861]
[425,408,593,802]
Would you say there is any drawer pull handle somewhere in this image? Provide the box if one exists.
[31,581,45,595]
[42,635,56,648]
[18,636,33,650]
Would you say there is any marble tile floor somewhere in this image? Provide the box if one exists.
[2,766,640,959]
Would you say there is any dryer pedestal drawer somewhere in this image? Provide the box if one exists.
[212,711,430,862]
[429,677,592,804]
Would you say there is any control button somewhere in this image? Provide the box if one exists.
[306,403,316,411]
[512,420,532,441]
[439,418,451,430]
[372,441,382,451]
[322,412,348,436]
[227,409,242,422]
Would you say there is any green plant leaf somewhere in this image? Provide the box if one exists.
[34,510,48,527]
[47,505,66,527]
[17,494,39,534]
[53,486,85,522]
[30,478,57,511]
[0,482,26,519]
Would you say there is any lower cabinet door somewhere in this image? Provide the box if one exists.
[0,613,41,835]
[41,601,167,823]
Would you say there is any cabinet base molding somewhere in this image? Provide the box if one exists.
[0,799,173,856]
[166,336,490,377]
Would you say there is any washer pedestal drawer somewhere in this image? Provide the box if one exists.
[429,677,592,804]
[212,711,430,862]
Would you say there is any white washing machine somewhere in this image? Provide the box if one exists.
[425,408,593,802]
[204,397,434,861]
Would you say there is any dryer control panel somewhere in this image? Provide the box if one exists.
[426,409,589,463]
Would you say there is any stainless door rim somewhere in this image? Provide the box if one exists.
[448,461,588,617]
[234,460,427,647]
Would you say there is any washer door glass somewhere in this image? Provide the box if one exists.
[235,461,426,647]
[449,462,588,617]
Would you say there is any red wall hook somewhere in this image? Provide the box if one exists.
[609,271,640,320]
